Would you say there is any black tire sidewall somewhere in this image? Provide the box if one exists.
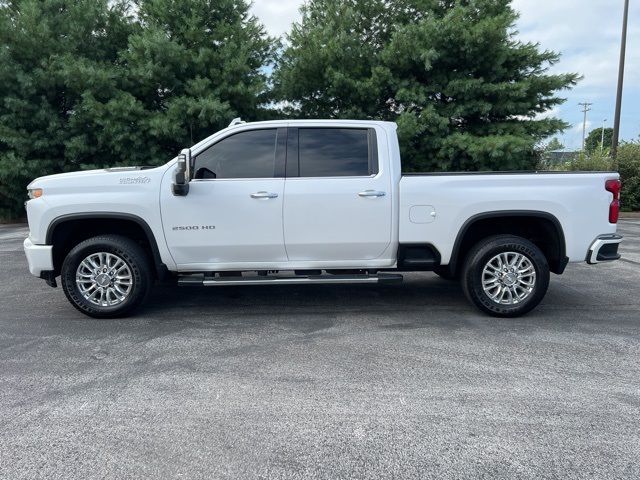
[462,236,550,317]
[61,236,151,318]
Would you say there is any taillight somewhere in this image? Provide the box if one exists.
[605,179,621,223]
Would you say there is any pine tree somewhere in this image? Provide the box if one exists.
[545,138,564,151]
[0,0,135,218]
[0,0,275,218]
[106,0,277,162]
[274,0,579,172]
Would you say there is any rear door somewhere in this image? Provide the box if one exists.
[283,127,392,262]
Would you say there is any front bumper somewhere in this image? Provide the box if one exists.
[587,234,623,264]
[23,238,54,276]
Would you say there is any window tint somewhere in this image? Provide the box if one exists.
[194,129,277,179]
[298,128,373,177]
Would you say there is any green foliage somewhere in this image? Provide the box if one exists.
[545,137,564,151]
[118,0,276,152]
[551,142,640,211]
[535,137,566,169]
[0,0,274,219]
[274,0,579,172]
[615,142,640,211]
[566,149,613,172]
[0,0,135,219]
[585,127,613,153]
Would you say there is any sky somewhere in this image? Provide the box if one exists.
[250,0,639,149]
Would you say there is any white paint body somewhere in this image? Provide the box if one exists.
[24,120,619,276]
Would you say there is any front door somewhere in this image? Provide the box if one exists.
[283,127,392,262]
[160,128,288,268]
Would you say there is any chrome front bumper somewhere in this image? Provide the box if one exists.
[23,237,54,276]
[587,234,623,264]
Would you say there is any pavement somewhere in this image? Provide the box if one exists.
[1,221,639,479]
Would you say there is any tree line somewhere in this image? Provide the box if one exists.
[0,0,578,218]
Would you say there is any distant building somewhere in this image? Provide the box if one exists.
[545,149,579,164]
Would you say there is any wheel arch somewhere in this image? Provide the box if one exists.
[448,211,567,276]
[46,212,167,279]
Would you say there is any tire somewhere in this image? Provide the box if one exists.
[61,235,153,318]
[461,235,549,318]
[433,266,457,281]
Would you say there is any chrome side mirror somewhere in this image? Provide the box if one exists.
[172,148,191,196]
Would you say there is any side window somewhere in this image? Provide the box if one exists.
[297,128,376,177]
[194,129,277,179]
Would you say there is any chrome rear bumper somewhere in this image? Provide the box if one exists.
[587,234,623,264]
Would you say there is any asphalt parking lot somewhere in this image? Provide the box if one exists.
[1,221,639,479]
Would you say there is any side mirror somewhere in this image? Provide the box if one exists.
[172,148,191,196]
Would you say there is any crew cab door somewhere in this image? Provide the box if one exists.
[283,127,392,262]
[160,128,288,267]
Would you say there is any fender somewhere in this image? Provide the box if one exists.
[45,212,169,278]
[448,210,567,274]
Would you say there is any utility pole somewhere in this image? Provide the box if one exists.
[601,119,607,153]
[612,0,629,159]
[579,102,592,151]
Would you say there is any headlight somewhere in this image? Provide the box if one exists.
[27,188,43,199]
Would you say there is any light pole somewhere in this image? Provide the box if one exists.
[601,119,607,153]
[611,0,629,159]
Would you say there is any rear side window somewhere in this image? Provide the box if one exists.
[297,128,376,177]
[194,129,277,179]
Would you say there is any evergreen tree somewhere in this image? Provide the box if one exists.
[545,138,564,151]
[0,0,274,219]
[274,0,579,172]
[107,0,276,162]
[0,0,135,218]
[274,1,406,119]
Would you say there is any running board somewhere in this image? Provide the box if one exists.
[178,273,403,287]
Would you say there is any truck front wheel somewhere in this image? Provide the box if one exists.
[461,235,550,317]
[61,235,152,318]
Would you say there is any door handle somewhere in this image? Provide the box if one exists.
[358,190,386,198]
[250,191,278,199]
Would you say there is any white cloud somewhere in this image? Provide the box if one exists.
[573,120,592,136]
[512,0,640,90]
[250,0,304,37]
[512,0,640,146]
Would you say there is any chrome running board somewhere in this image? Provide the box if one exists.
[178,273,403,287]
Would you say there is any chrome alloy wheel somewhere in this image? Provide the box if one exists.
[75,252,133,307]
[481,252,536,305]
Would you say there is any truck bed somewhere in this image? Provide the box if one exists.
[398,171,619,264]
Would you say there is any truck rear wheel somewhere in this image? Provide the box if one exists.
[461,235,549,317]
[61,235,152,318]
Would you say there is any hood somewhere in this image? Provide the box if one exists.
[27,166,157,189]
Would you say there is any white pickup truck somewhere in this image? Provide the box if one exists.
[23,119,623,318]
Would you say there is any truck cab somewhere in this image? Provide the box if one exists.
[161,120,398,271]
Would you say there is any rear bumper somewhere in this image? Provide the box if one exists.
[23,238,54,276]
[587,234,622,264]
